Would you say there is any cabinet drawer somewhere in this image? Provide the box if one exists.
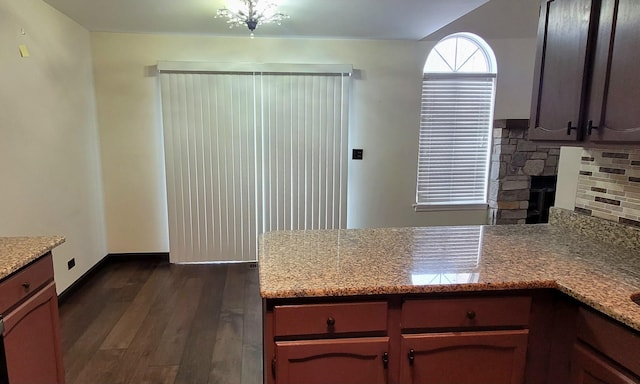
[0,253,54,315]
[274,302,388,337]
[401,296,531,330]
[576,308,640,377]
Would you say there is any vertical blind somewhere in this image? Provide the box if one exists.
[259,74,349,233]
[416,75,495,206]
[159,65,350,263]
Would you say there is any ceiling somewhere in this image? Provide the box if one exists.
[429,0,540,41]
[41,0,496,40]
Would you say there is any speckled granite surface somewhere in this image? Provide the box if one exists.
[0,237,66,280]
[259,217,640,331]
[550,206,640,252]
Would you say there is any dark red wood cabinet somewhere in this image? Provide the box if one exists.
[264,292,640,384]
[570,308,640,384]
[530,0,640,143]
[570,344,638,384]
[264,295,533,384]
[399,331,529,384]
[0,254,65,384]
[274,337,390,384]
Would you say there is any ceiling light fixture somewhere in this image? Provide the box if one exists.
[216,0,289,38]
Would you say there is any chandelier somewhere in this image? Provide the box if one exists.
[216,0,289,37]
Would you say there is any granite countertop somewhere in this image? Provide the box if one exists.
[0,236,66,280]
[258,211,640,332]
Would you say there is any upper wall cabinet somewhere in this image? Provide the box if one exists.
[529,0,640,143]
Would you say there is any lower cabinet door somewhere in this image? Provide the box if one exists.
[570,343,639,384]
[399,330,528,384]
[275,337,389,384]
[2,282,65,384]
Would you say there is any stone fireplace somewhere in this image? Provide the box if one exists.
[488,119,560,225]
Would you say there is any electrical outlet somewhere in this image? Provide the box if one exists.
[352,149,364,160]
[67,258,76,270]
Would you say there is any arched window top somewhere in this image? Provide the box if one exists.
[424,32,497,74]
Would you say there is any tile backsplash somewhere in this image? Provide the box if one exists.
[575,148,640,228]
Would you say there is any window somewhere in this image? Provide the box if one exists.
[415,33,497,210]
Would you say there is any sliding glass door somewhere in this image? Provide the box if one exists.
[159,65,350,263]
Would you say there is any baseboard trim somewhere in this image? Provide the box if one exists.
[57,255,110,304]
[105,252,170,263]
[57,252,170,304]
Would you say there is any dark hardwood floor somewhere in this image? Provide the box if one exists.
[58,260,262,384]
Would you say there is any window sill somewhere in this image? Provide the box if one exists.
[413,203,488,212]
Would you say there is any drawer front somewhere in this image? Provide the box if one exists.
[0,253,54,315]
[401,296,531,330]
[576,308,640,377]
[274,301,388,337]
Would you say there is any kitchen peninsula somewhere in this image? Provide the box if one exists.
[0,236,65,384]
[259,208,640,384]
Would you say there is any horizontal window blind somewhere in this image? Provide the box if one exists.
[416,75,495,206]
[410,226,482,271]
[410,226,482,285]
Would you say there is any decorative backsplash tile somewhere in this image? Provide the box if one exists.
[575,148,640,227]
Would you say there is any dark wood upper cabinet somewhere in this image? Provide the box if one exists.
[530,0,596,142]
[530,0,640,143]
[587,0,640,142]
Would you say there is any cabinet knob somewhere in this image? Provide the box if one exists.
[22,282,31,291]
[408,349,415,366]
[326,316,336,327]
[382,352,389,369]
[466,311,476,320]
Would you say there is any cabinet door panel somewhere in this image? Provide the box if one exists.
[400,330,528,384]
[530,0,595,141]
[587,0,640,142]
[571,343,639,384]
[3,282,65,384]
[275,337,389,384]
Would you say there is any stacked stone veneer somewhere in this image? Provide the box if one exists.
[488,119,560,224]
[575,148,640,228]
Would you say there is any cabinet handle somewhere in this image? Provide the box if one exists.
[326,316,336,327]
[408,349,415,366]
[566,121,577,136]
[382,352,389,369]
[271,358,276,379]
[587,120,599,135]
[22,282,31,291]
[466,311,476,320]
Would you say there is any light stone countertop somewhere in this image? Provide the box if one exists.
[0,236,66,280]
[259,220,640,332]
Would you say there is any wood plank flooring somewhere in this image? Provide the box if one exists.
[58,260,262,384]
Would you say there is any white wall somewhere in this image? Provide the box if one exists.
[91,32,537,253]
[555,147,583,210]
[0,0,106,292]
